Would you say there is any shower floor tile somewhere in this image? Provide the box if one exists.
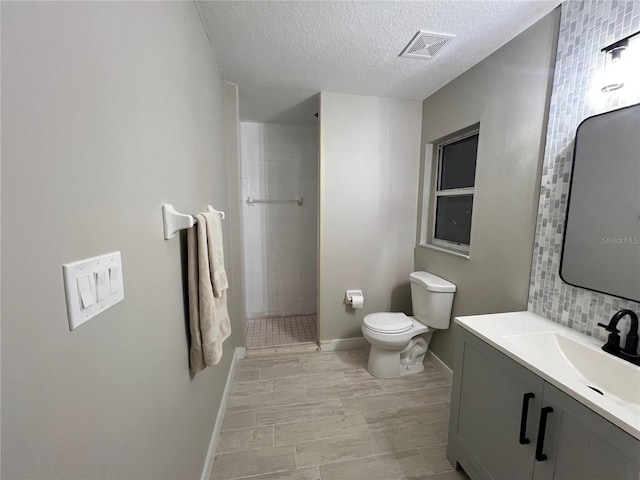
[245,314,317,350]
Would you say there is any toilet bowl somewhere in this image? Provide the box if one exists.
[361,272,456,378]
[362,313,433,378]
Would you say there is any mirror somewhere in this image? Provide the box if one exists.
[560,103,640,302]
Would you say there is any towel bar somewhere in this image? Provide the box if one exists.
[162,203,225,240]
[246,196,303,206]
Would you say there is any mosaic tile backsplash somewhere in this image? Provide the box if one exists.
[528,0,640,343]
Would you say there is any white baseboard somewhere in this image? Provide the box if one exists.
[320,337,369,352]
[201,347,245,480]
[425,349,452,380]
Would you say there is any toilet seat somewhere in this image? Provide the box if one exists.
[363,312,413,334]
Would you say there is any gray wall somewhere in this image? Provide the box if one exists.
[1,2,242,479]
[319,93,422,341]
[415,10,560,368]
[529,0,640,339]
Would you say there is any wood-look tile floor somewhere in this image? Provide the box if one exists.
[211,348,470,480]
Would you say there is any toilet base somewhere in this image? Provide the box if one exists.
[367,347,403,378]
[366,332,433,379]
[401,360,425,376]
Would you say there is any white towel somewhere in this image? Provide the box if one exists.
[204,212,229,298]
[187,212,231,372]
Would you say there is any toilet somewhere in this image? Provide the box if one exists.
[361,271,456,378]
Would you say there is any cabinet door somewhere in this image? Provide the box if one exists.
[448,326,545,480]
[533,383,640,480]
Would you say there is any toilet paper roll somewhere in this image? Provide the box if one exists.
[351,295,364,309]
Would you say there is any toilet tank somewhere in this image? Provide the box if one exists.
[409,272,456,329]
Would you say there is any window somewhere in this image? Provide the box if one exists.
[421,128,479,255]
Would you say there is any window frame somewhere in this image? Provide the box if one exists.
[428,128,479,255]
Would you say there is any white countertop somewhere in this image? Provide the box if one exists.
[455,311,640,440]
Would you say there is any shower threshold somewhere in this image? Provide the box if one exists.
[245,314,319,354]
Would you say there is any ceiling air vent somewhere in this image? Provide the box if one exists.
[399,31,455,59]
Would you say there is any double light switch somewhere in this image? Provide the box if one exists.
[63,252,124,331]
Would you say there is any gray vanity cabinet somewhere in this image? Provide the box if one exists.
[448,326,545,479]
[448,325,640,480]
[532,383,640,480]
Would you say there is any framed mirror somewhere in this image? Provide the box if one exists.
[560,103,640,302]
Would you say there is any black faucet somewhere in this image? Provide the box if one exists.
[597,309,639,366]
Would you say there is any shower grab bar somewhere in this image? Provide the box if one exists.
[246,196,303,206]
[162,203,225,240]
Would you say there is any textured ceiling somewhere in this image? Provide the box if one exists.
[197,1,560,124]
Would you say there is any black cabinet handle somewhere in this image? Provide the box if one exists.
[535,406,554,461]
[519,393,535,445]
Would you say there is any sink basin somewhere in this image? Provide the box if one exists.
[504,331,640,408]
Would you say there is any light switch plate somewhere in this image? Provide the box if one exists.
[62,251,124,331]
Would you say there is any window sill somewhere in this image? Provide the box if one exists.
[417,243,470,259]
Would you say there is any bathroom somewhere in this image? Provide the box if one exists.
[1,1,639,479]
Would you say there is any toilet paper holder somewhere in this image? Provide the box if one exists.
[345,289,364,309]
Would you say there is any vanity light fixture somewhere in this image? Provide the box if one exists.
[601,30,639,93]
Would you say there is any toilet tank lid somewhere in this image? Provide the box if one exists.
[410,272,456,293]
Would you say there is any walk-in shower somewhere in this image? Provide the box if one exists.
[240,122,318,352]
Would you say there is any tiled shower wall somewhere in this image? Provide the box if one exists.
[240,122,318,318]
[528,0,640,340]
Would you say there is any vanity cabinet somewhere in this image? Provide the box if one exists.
[448,325,640,480]
[532,382,640,480]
